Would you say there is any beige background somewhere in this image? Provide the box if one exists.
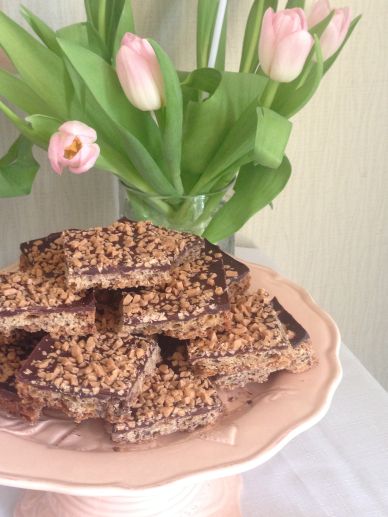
[0,0,387,388]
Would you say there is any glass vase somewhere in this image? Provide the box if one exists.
[118,181,235,254]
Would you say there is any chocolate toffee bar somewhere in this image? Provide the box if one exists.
[188,290,315,389]
[120,249,230,339]
[16,331,160,423]
[0,333,41,418]
[20,232,64,276]
[205,241,250,297]
[62,219,204,292]
[271,297,316,374]
[0,270,96,337]
[110,347,222,443]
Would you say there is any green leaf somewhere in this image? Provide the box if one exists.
[150,39,184,193]
[20,5,62,54]
[84,0,135,61]
[195,103,259,192]
[272,36,323,118]
[0,69,51,115]
[240,0,278,73]
[0,135,39,198]
[0,11,69,119]
[324,15,361,74]
[112,0,135,60]
[182,67,222,92]
[182,72,268,189]
[285,0,305,8]
[197,0,228,70]
[57,23,110,60]
[203,157,291,242]
[57,22,89,46]
[181,68,222,105]
[192,104,291,193]
[84,0,99,29]
[25,115,62,146]
[105,0,126,56]
[254,107,292,168]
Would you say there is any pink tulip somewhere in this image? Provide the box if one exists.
[309,0,351,60]
[48,121,100,175]
[116,33,165,111]
[259,8,314,83]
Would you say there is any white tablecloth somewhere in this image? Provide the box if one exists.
[1,248,387,516]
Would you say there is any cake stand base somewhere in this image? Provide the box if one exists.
[14,475,242,517]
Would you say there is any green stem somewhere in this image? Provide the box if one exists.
[98,0,107,43]
[155,107,185,195]
[260,79,279,108]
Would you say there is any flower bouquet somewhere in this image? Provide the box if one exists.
[0,0,359,242]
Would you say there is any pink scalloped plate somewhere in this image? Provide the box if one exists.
[0,262,341,496]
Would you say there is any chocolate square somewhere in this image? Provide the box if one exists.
[120,248,230,339]
[110,346,222,443]
[16,331,160,423]
[62,219,204,292]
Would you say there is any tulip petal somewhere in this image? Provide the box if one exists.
[294,8,309,31]
[320,8,351,60]
[59,121,97,142]
[274,9,307,41]
[270,31,314,82]
[258,8,276,77]
[48,132,65,175]
[67,143,100,174]
[308,0,331,28]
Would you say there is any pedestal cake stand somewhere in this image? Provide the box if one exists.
[0,263,341,517]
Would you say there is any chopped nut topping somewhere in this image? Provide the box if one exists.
[121,250,230,335]
[117,348,222,426]
[0,335,41,388]
[20,232,65,277]
[17,332,158,399]
[61,219,204,290]
[0,268,86,312]
[188,289,289,359]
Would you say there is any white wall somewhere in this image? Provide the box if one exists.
[0,0,387,388]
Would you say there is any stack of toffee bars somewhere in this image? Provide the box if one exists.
[0,219,316,444]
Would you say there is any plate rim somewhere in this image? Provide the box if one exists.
[0,261,342,495]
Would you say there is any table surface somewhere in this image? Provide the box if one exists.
[1,248,387,517]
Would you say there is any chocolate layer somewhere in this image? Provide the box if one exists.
[0,289,95,318]
[205,241,250,289]
[0,334,40,393]
[271,297,310,346]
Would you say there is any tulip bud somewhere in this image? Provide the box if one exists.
[308,0,351,60]
[116,33,165,112]
[48,121,100,175]
[258,8,314,83]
